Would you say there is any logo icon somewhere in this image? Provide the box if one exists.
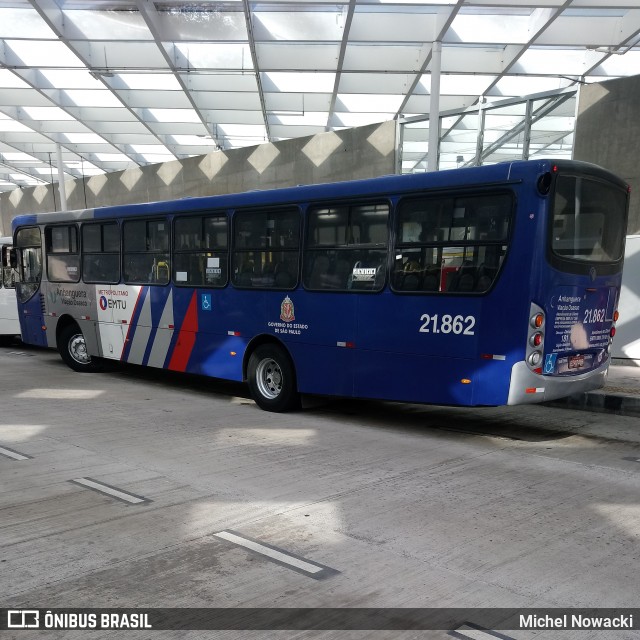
[201,294,212,311]
[99,295,108,311]
[280,296,295,323]
[589,266,597,282]
[8,610,40,629]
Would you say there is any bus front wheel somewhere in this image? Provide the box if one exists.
[58,323,101,373]
[248,344,300,412]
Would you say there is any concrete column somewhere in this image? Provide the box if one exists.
[55,144,67,212]
[427,41,442,172]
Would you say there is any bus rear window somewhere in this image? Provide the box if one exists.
[551,176,626,263]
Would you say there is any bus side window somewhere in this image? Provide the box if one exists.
[123,219,169,285]
[304,202,389,292]
[82,222,120,284]
[231,208,299,290]
[392,192,513,294]
[45,224,81,283]
[173,214,228,288]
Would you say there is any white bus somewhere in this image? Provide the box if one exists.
[0,236,20,341]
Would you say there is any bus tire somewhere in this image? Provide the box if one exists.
[248,344,300,412]
[58,323,101,373]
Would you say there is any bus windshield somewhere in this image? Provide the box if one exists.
[551,174,626,264]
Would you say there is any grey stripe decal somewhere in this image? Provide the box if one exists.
[148,289,174,368]
[127,292,152,365]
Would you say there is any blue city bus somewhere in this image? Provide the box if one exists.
[11,159,629,411]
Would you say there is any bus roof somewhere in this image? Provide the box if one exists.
[10,158,624,230]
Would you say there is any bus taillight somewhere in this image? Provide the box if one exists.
[528,351,542,367]
[530,332,543,347]
[531,312,545,329]
[613,310,620,322]
[526,303,546,373]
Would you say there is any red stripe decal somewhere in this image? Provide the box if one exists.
[167,292,199,372]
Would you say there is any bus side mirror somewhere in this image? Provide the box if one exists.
[9,248,18,269]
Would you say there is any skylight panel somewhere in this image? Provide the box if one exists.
[118,74,182,91]
[6,40,84,68]
[139,154,176,163]
[171,135,220,146]
[0,118,35,133]
[64,90,123,108]
[447,14,530,45]
[217,124,268,144]
[131,144,172,155]
[589,52,640,77]
[0,69,30,89]
[77,167,105,176]
[174,43,251,70]
[10,173,45,184]
[0,8,58,39]
[336,94,404,113]
[491,76,574,96]
[61,8,152,40]
[147,109,202,123]
[513,48,590,75]
[1,152,39,163]
[268,112,329,126]
[333,113,394,127]
[22,107,76,121]
[64,133,108,144]
[40,70,104,90]
[262,72,335,93]
[95,153,131,162]
[252,10,343,42]
[439,74,496,95]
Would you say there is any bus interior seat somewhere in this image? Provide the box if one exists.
[422,271,439,292]
[308,255,330,289]
[274,262,293,288]
[448,261,476,292]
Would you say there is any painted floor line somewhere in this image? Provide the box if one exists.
[69,477,151,505]
[0,445,32,461]
[449,623,515,639]
[213,529,339,579]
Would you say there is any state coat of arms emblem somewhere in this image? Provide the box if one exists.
[280,296,295,322]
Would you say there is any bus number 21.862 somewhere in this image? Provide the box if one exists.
[419,313,476,335]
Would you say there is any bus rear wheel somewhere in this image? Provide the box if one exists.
[248,344,300,412]
[58,323,101,373]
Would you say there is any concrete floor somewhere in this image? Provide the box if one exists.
[1,344,640,640]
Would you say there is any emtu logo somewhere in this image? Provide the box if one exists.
[99,296,108,311]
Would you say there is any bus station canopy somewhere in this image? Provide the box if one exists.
[0,0,639,191]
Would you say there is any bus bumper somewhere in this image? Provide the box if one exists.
[507,359,609,405]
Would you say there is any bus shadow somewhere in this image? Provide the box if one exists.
[310,397,577,443]
[29,350,593,444]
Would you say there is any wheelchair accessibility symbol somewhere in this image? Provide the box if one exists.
[201,294,212,311]
[544,353,557,374]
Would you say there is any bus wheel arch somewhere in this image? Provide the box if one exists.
[245,337,300,412]
[56,317,101,373]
